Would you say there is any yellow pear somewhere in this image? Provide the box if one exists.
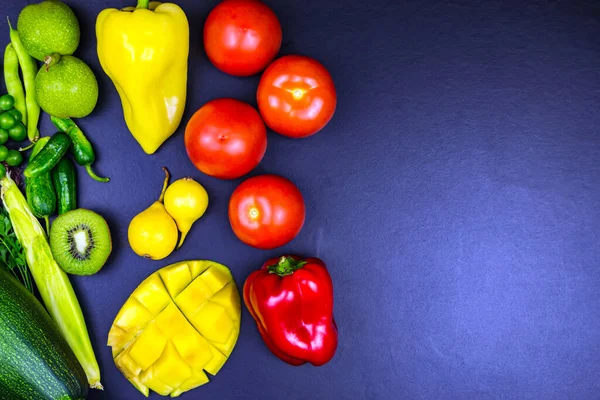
[163,177,209,249]
[128,167,178,260]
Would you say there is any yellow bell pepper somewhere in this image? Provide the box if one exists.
[96,0,189,154]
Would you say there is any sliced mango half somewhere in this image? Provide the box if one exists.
[108,260,241,397]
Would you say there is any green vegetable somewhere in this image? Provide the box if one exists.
[9,108,22,123]
[8,123,26,141]
[3,44,27,123]
[8,19,40,142]
[52,157,77,214]
[0,164,5,179]
[0,174,102,389]
[0,267,88,400]
[36,55,98,119]
[6,150,23,167]
[26,137,55,233]
[0,94,15,110]
[0,146,7,161]
[0,112,16,130]
[51,116,109,182]
[0,130,8,144]
[0,208,31,292]
[17,0,80,62]
[24,131,71,178]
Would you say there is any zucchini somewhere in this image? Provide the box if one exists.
[26,137,56,233]
[0,267,88,400]
[52,157,77,214]
[1,175,102,389]
[24,132,71,179]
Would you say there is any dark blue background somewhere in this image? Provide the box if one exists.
[1,0,599,399]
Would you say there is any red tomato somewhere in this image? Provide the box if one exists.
[257,55,337,138]
[203,0,282,77]
[229,175,306,249]
[184,98,267,179]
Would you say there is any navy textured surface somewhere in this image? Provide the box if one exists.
[1,0,600,399]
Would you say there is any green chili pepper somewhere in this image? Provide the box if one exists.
[3,44,26,122]
[50,116,109,183]
[7,19,40,143]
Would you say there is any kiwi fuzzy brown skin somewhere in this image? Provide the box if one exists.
[49,208,112,276]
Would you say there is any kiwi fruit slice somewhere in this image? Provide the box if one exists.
[50,208,112,275]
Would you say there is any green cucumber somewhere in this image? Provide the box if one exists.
[52,157,77,214]
[0,267,88,400]
[26,137,56,233]
[24,132,71,179]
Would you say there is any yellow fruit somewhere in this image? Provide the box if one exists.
[108,260,241,397]
[163,177,209,249]
[128,168,178,260]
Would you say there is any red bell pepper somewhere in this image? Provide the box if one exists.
[243,255,338,366]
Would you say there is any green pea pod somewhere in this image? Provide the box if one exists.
[51,157,77,215]
[3,44,27,123]
[50,116,109,182]
[7,19,40,142]
[24,132,71,179]
[26,137,56,234]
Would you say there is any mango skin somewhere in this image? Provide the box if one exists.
[108,260,241,397]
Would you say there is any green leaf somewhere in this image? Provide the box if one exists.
[0,208,33,293]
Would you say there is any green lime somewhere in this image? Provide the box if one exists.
[6,150,23,167]
[0,94,14,111]
[0,129,8,145]
[0,145,8,162]
[8,109,22,123]
[0,112,16,130]
[0,164,6,179]
[8,123,27,142]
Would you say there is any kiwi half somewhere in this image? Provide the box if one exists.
[50,208,112,276]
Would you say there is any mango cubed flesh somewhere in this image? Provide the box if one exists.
[133,274,172,315]
[129,321,168,370]
[189,260,212,279]
[108,261,241,397]
[158,262,192,298]
[171,369,210,397]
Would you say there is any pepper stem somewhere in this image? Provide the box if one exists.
[44,53,61,72]
[18,142,35,152]
[85,164,109,183]
[267,256,307,277]
[158,167,170,203]
[136,0,150,9]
